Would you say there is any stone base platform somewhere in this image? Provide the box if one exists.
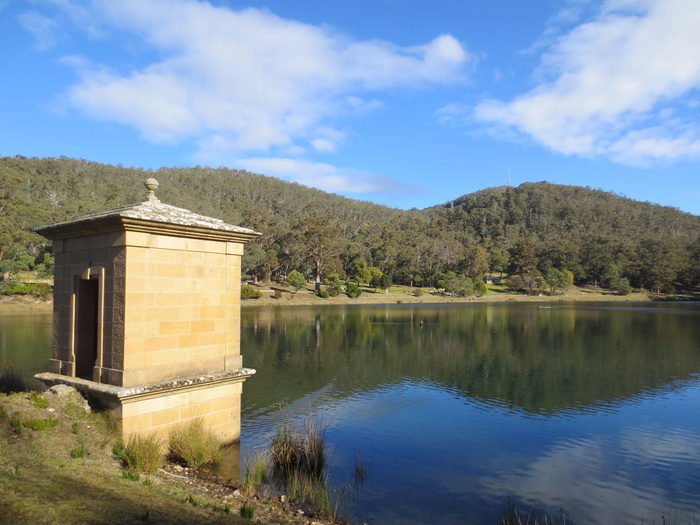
[35,368,255,443]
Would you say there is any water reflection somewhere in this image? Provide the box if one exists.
[239,303,700,525]
[241,303,700,417]
[0,309,52,388]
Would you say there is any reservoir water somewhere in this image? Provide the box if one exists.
[2,302,699,524]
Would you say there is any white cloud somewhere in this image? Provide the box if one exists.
[19,11,61,49]
[311,139,336,153]
[473,0,700,165]
[46,0,469,159]
[484,424,700,524]
[235,157,421,196]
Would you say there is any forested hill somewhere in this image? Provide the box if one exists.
[1,155,699,293]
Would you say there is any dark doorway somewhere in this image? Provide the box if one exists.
[75,278,99,379]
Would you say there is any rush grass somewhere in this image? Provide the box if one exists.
[268,419,339,518]
[114,433,164,475]
[270,419,326,479]
[168,418,223,470]
[243,450,270,490]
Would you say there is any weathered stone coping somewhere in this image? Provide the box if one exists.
[34,368,256,403]
[34,199,261,243]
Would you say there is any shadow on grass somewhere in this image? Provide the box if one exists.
[0,467,246,525]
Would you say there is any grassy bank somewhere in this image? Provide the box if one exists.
[238,282,666,308]
[0,389,341,525]
[2,280,690,310]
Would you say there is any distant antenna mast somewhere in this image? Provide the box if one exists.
[507,169,511,186]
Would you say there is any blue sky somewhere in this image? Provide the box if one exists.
[3,0,700,214]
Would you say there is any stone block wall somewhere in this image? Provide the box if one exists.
[117,380,245,443]
[50,230,244,388]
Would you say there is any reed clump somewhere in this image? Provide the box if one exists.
[243,450,270,490]
[268,418,340,518]
[270,418,326,479]
[501,498,571,525]
[114,433,165,475]
[167,418,223,470]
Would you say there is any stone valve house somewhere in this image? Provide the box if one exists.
[34,179,261,443]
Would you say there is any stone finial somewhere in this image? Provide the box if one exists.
[145,178,160,202]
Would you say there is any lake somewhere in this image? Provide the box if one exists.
[2,302,700,524]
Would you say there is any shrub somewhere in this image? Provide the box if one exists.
[322,274,344,296]
[0,282,53,299]
[318,290,330,298]
[241,284,262,299]
[286,270,307,293]
[168,418,223,470]
[345,283,362,298]
[273,289,283,299]
[414,288,424,297]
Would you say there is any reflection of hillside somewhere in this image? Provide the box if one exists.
[0,312,53,386]
[241,304,700,415]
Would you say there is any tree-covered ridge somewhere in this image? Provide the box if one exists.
[1,155,699,294]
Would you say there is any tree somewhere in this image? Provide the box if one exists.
[352,260,373,286]
[489,247,509,277]
[636,239,686,294]
[379,273,392,293]
[369,267,383,289]
[507,237,539,276]
[296,214,342,285]
[440,272,473,296]
[462,244,490,279]
[507,275,524,293]
[0,168,43,281]
[473,278,487,297]
[286,270,307,294]
[544,268,574,294]
[323,274,344,296]
[241,243,266,282]
[522,275,538,295]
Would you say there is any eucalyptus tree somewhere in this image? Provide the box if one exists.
[295,209,343,285]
